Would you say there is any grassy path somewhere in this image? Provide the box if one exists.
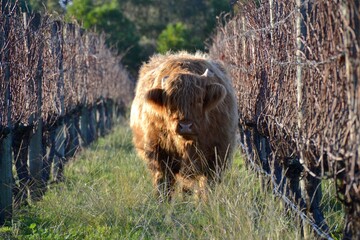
[2,122,316,239]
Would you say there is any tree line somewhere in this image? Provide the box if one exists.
[17,0,230,75]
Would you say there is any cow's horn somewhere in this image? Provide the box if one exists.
[161,76,168,88]
[202,69,214,77]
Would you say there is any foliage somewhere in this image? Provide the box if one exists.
[1,122,343,239]
[66,0,141,74]
[120,0,230,54]
[29,0,66,13]
[25,0,230,74]
[65,0,93,21]
[156,22,191,53]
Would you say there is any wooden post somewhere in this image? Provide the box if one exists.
[0,1,13,224]
[28,13,44,199]
[87,35,97,142]
[65,23,76,90]
[80,106,91,147]
[28,122,43,199]
[65,115,79,159]
[89,105,97,142]
[98,98,106,136]
[269,0,275,43]
[52,123,66,182]
[63,24,79,160]
[296,0,329,235]
[77,30,91,146]
[295,0,328,236]
[51,21,66,182]
[295,1,309,237]
[243,128,253,169]
[0,135,12,225]
[116,101,126,119]
[105,99,114,131]
[268,0,276,81]
[76,28,86,109]
[250,129,270,193]
[41,129,53,185]
[295,0,305,134]
[72,114,82,146]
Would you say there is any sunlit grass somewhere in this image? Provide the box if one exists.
[1,121,343,239]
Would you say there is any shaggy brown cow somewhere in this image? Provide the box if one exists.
[130,52,238,200]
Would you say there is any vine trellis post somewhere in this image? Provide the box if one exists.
[0,1,13,225]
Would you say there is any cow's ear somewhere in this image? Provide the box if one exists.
[204,83,226,111]
[145,88,166,110]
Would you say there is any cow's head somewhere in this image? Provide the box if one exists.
[145,68,226,141]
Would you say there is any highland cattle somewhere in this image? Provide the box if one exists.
[130,52,238,200]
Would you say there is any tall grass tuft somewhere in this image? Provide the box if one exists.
[1,122,342,239]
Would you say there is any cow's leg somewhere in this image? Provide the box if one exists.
[176,174,208,201]
[153,170,176,202]
[144,145,177,201]
[195,175,208,202]
[177,174,194,197]
[148,159,176,202]
[162,170,176,201]
[148,160,162,196]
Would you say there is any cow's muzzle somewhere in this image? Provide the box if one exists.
[176,120,196,138]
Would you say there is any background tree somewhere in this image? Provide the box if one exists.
[29,0,66,13]
[119,0,230,55]
[26,0,230,75]
[66,0,141,74]
[156,22,192,53]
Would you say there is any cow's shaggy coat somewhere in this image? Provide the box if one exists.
[130,52,238,200]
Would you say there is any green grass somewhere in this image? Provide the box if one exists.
[1,121,343,239]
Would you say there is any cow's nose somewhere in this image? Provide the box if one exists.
[177,121,194,135]
[179,122,192,131]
